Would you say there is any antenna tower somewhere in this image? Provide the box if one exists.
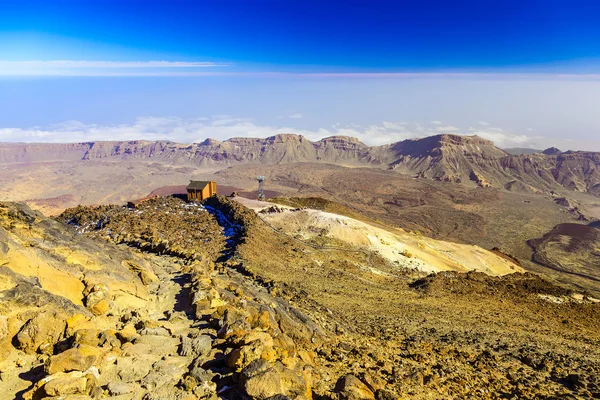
[257,176,266,200]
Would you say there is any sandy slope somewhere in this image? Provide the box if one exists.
[235,197,522,276]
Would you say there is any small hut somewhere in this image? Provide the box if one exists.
[187,181,217,201]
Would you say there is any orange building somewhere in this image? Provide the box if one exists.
[186,181,217,201]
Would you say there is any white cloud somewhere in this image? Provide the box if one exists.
[382,121,407,130]
[211,117,251,126]
[478,121,490,126]
[0,60,228,76]
[468,130,530,147]
[0,61,225,68]
[435,126,460,132]
[288,113,303,119]
[430,120,443,125]
[0,117,419,146]
[0,116,543,149]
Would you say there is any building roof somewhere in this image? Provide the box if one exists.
[187,180,213,190]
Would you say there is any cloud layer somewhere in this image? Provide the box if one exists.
[0,116,545,149]
[6,61,600,78]
[0,60,227,76]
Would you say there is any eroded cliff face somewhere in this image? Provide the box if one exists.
[0,142,94,163]
[1,134,599,196]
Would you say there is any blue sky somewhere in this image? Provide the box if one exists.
[1,0,600,150]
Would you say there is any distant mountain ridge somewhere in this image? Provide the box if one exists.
[1,133,599,196]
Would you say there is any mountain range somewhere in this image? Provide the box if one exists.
[2,134,600,399]
[2,133,599,196]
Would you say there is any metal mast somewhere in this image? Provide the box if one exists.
[257,176,266,201]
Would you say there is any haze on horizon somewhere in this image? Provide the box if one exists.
[2,0,600,151]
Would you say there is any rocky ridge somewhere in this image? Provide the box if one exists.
[1,134,599,196]
[0,198,392,399]
[1,195,600,399]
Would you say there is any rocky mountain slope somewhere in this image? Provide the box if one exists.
[239,196,522,276]
[2,196,600,399]
[529,223,600,287]
[0,199,338,399]
[2,134,599,196]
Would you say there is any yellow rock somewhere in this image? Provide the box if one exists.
[116,324,139,344]
[1,248,85,305]
[112,292,148,310]
[72,329,101,347]
[42,371,90,397]
[0,274,16,291]
[209,298,226,309]
[260,346,278,363]
[66,314,96,337]
[45,347,96,374]
[89,299,109,316]
[226,340,264,372]
[242,331,274,348]
[298,350,315,366]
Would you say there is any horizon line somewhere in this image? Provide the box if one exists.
[2,69,600,79]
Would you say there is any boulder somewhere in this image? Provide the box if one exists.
[98,330,121,348]
[45,347,96,374]
[179,334,212,358]
[37,370,97,397]
[193,380,218,399]
[189,362,216,385]
[278,365,311,399]
[227,340,265,371]
[240,331,274,348]
[138,268,159,285]
[84,284,110,316]
[44,374,88,396]
[141,357,188,391]
[16,310,66,354]
[88,298,110,316]
[65,314,96,337]
[241,360,284,399]
[72,329,101,347]
[117,356,154,382]
[240,360,309,399]
[335,374,375,400]
[116,323,140,343]
[107,381,134,396]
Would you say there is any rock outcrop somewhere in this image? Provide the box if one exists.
[2,133,599,196]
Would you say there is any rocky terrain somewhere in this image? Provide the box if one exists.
[215,162,600,295]
[1,133,600,399]
[0,199,330,399]
[2,195,598,399]
[1,133,599,197]
[241,197,521,275]
[529,222,600,288]
[1,134,599,296]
